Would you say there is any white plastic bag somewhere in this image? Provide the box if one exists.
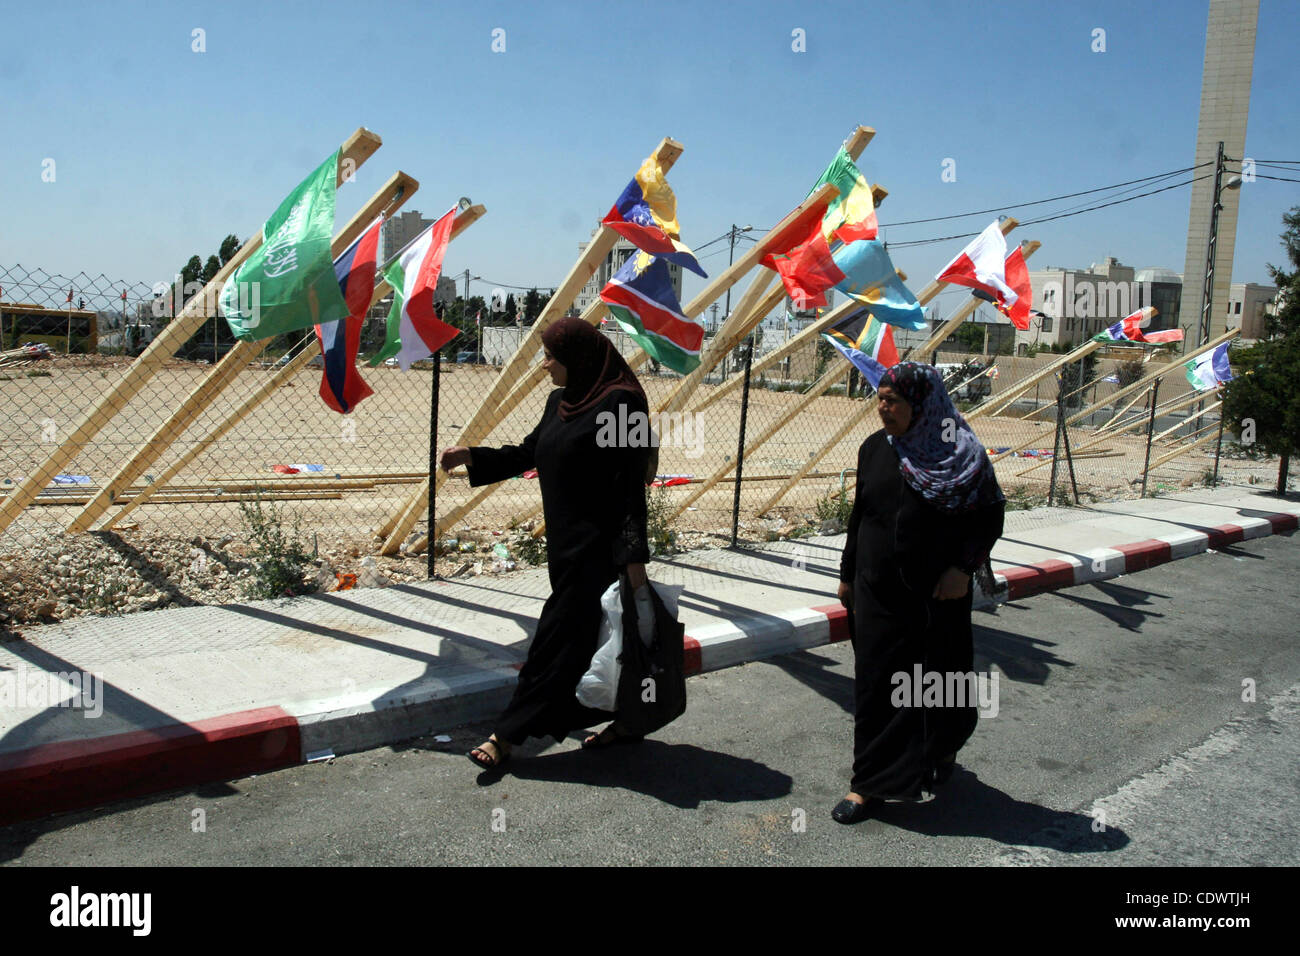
[576,580,683,711]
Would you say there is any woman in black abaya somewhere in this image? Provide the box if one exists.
[439,318,651,769]
[833,362,1005,823]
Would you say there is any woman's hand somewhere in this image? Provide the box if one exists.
[837,581,852,610]
[625,562,648,588]
[439,446,471,472]
[932,567,970,600]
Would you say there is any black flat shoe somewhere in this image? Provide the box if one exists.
[831,798,873,824]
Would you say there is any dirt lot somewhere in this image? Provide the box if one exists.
[0,354,1278,632]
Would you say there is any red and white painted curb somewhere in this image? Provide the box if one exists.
[1,511,1294,827]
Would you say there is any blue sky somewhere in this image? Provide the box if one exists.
[2,0,1297,315]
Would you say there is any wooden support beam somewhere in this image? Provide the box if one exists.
[1094,382,1153,432]
[105,203,485,532]
[1071,388,1217,455]
[966,338,1105,421]
[1147,431,1220,471]
[1061,330,1238,430]
[0,127,384,537]
[757,238,1043,514]
[71,169,419,533]
[375,138,684,555]
[756,401,880,516]
[667,362,847,521]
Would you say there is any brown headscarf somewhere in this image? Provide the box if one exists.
[541,317,645,420]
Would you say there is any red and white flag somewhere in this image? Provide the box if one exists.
[937,221,1018,310]
[1096,307,1183,344]
[997,246,1032,330]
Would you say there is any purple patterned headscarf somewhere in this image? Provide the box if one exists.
[878,362,1002,513]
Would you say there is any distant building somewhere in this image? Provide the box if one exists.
[382,210,435,263]
[1014,257,1183,352]
[1225,282,1278,340]
[574,228,683,314]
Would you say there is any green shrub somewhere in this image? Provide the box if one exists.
[237,490,317,599]
[646,485,678,556]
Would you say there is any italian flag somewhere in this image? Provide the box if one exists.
[369,206,459,370]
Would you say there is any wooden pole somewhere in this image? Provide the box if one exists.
[966,338,1105,421]
[399,127,878,553]
[1148,401,1221,445]
[1095,382,1154,433]
[755,401,881,516]
[99,203,486,531]
[1061,330,1239,431]
[0,128,384,537]
[374,137,685,554]
[67,170,420,533]
[755,238,1043,514]
[1147,431,1221,471]
[1015,387,1214,474]
[667,362,847,521]
[689,286,834,412]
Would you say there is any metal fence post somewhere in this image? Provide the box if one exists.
[427,351,441,579]
[1211,388,1225,487]
[1140,377,1162,498]
[731,333,755,547]
[1049,384,1064,505]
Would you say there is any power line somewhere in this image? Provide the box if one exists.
[887,173,1211,249]
[885,163,1212,228]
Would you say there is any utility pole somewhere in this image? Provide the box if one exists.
[1194,141,1241,427]
[722,224,753,325]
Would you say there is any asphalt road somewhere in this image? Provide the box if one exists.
[2,533,1296,866]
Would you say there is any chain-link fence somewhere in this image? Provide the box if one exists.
[0,264,1278,631]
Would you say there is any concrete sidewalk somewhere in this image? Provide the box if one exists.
[1,486,1296,825]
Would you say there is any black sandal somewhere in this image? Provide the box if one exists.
[467,737,509,770]
[581,725,644,750]
[831,797,873,824]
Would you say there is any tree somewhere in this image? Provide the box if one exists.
[180,256,203,306]
[1222,204,1300,492]
[504,293,517,324]
[219,234,243,266]
[950,321,985,353]
[522,288,542,325]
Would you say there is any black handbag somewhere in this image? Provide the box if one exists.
[613,574,687,736]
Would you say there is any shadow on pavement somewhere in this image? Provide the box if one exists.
[864,767,1130,856]
[467,739,793,809]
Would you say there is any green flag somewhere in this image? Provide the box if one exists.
[220,150,348,341]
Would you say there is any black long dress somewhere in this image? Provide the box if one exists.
[467,386,651,745]
[839,430,1005,799]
